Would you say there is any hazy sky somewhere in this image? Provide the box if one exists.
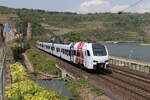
[0,0,150,13]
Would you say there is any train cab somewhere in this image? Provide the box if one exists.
[92,43,109,69]
[73,42,109,70]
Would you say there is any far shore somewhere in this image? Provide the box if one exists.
[139,43,150,46]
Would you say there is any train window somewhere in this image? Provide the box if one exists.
[51,47,53,50]
[66,50,68,55]
[65,49,66,55]
[74,50,76,55]
[66,49,68,55]
[57,48,60,52]
[71,50,73,56]
[85,51,86,56]
[87,50,90,56]
[67,50,69,56]
[68,50,71,56]
[77,50,80,56]
[72,50,74,56]
[46,45,50,49]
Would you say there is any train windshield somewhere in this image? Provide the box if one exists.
[92,44,107,56]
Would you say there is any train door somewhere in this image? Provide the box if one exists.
[70,43,75,62]
[70,48,74,62]
[85,50,93,69]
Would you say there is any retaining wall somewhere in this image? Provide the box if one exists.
[109,56,150,74]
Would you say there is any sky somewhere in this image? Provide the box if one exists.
[0,0,150,13]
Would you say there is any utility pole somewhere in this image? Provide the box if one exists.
[0,23,6,100]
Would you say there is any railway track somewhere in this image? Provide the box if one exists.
[110,65,150,81]
[107,66,150,100]
[97,73,150,100]
[58,60,150,100]
[36,47,150,100]
[110,66,150,84]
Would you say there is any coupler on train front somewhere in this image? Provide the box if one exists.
[93,61,109,70]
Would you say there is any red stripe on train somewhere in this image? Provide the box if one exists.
[76,42,85,64]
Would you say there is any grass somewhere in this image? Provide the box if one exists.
[66,79,104,100]
[26,48,59,74]
[91,87,104,96]
[0,50,3,64]
[0,57,2,63]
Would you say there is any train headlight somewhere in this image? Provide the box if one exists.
[105,60,109,63]
[93,60,98,63]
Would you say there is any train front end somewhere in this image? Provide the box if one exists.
[92,43,109,69]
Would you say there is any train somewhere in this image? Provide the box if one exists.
[36,41,109,70]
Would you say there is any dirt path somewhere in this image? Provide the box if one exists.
[22,53,34,73]
[22,52,58,80]
[78,87,111,100]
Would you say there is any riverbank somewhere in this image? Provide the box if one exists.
[139,43,150,46]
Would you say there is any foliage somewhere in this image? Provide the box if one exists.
[11,39,30,60]
[0,56,2,63]
[23,41,31,51]
[0,6,150,42]
[6,62,67,100]
[26,48,58,74]
[11,42,20,60]
[32,32,54,43]
[63,32,81,42]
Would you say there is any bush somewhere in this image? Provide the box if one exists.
[6,62,67,100]
[11,42,20,60]
[23,41,31,51]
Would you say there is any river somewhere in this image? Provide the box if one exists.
[105,42,150,63]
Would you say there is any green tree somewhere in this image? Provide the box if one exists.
[68,32,81,42]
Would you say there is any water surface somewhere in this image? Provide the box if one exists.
[36,80,74,99]
[105,43,150,63]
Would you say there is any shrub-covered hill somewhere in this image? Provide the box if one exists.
[0,6,150,43]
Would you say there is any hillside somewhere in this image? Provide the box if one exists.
[0,6,150,43]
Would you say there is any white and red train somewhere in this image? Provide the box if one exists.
[36,41,109,70]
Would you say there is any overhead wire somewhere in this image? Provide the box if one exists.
[118,0,144,14]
